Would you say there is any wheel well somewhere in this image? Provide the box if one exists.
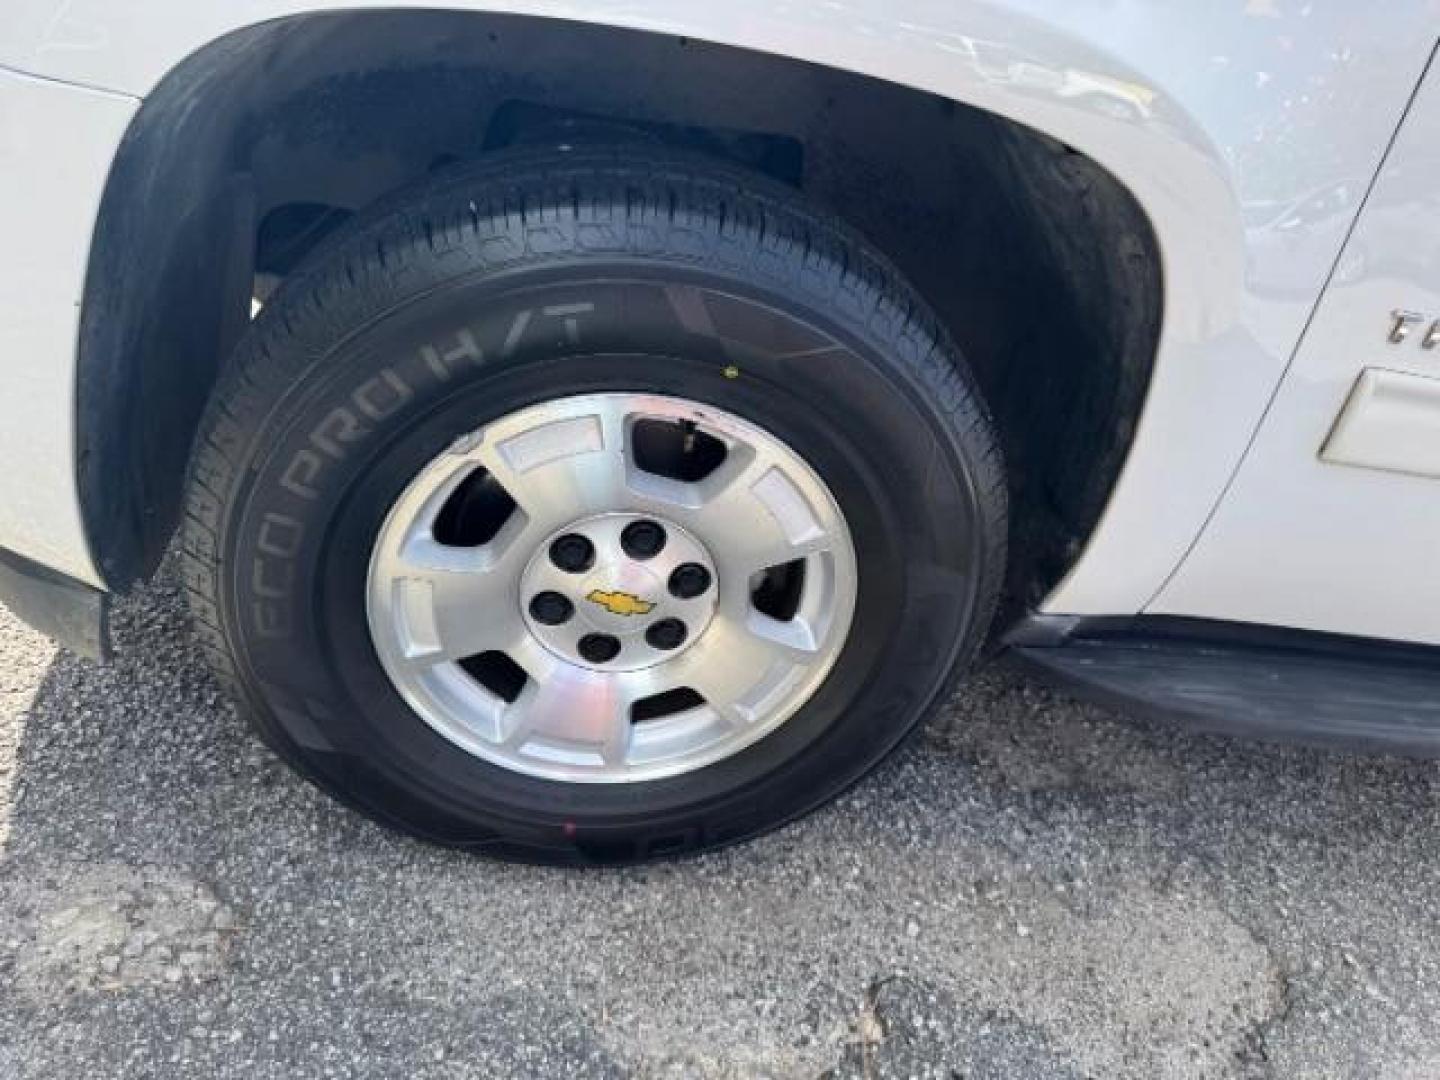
[78,9,1161,617]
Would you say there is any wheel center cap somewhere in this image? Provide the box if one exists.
[520,512,719,672]
[577,563,663,631]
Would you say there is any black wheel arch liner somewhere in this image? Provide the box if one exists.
[76,26,268,588]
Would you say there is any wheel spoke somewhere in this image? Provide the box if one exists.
[474,406,630,533]
[688,452,839,579]
[744,610,827,663]
[503,668,636,765]
[383,520,532,664]
[677,610,822,721]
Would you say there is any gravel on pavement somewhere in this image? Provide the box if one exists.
[2,564,1438,1078]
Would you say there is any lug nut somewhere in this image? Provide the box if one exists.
[620,519,667,560]
[529,591,574,626]
[668,562,712,600]
[646,618,688,651]
[578,633,621,664]
[550,533,595,573]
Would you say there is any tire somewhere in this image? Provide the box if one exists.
[181,147,1006,864]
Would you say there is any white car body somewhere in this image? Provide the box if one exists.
[2,2,1438,652]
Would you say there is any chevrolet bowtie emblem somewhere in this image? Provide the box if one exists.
[585,589,656,617]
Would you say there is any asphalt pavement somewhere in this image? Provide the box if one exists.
[2,563,1438,1079]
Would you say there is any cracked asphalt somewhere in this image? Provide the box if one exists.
[2,563,1439,1079]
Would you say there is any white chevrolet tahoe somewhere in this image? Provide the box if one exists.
[2,4,1438,862]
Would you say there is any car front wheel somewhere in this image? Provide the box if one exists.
[182,148,1006,863]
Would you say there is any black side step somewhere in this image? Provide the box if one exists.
[1008,615,1440,756]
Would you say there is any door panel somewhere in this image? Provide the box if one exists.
[1152,56,1440,645]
